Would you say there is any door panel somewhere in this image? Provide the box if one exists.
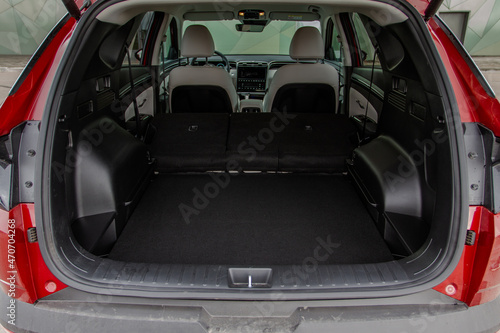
[349,88,378,121]
[349,69,385,121]
[124,87,154,120]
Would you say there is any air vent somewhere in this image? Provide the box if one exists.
[238,62,267,67]
[387,91,406,112]
[410,102,427,121]
[96,76,111,92]
[392,77,407,94]
[96,89,115,111]
[269,62,294,70]
[77,100,93,119]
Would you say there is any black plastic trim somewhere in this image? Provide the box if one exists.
[462,122,500,213]
[0,121,40,211]
[424,0,444,22]
[62,0,81,20]
[463,123,488,206]
[3,288,500,333]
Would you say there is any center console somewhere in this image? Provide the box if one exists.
[240,98,263,113]
[237,62,267,93]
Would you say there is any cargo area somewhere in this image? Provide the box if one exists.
[108,173,394,265]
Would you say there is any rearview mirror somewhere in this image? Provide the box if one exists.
[236,24,265,32]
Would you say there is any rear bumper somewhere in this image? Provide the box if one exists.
[1,288,500,333]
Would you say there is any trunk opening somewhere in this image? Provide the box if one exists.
[34,0,467,299]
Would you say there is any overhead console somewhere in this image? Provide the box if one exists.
[235,9,269,32]
[237,62,267,93]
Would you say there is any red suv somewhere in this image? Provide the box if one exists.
[1,0,500,331]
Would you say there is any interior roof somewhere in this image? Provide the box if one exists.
[96,0,408,26]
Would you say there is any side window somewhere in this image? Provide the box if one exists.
[351,13,381,67]
[439,12,469,43]
[325,18,342,63]
[161,18,179,63]
[331,25,342,61]
[123,12,155,66]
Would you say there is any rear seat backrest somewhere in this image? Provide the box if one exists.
[227,113,280,171]
[150,113,356,173]
[168,25,238,113]
[150,113,229,172]
[264,27,340,113]
[278,114,356,172]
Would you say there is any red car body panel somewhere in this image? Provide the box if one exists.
[427,18,500,135]
[0,19,76,136]
[0,0,499,308]
[0,204,66,304]
[424,15,500,305]
[434,207,500,306]
[0,0,95,136]
[433,207,480,302]
[465,208,500,306]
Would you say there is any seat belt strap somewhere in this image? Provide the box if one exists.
[361,47,379,143]
[125,43,141,138]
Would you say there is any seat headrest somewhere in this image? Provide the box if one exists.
[289,27,324,60]
[181,25,215,58]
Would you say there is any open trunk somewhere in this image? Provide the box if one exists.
[34,0,466,299]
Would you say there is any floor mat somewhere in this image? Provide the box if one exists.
[109,173,393,265]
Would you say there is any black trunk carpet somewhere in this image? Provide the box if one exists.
[108,173,393,265]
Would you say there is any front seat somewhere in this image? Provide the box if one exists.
[168,25,238,113]
[264,27,339,113]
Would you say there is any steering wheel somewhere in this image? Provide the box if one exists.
[214,50,230,73]
[189,51,230,73]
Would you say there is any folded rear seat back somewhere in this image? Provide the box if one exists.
[150,113,229,172]
[278,113,357,172]
[149,112,357,173]
[227,113,279,171]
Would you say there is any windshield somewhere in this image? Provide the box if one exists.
[183,20,321,55]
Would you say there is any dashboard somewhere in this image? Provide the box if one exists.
[185,55,319,112]
[191,55,296,98]
[237,62,267,92]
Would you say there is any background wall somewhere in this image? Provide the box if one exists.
[440,0,500,56]
[0,0,498,57]
[0,0,66,55]
[0,1,499,106]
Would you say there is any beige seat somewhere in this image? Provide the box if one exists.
[264,27,339,113]
[168,25,238,113]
